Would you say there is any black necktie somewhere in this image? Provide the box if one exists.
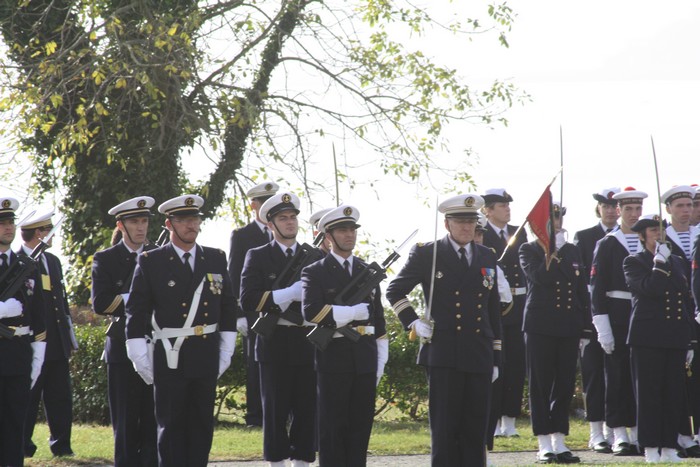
[183,252,193,279]
[343,259,351,277]
[605,228,613,233]
[0,253,7,275]
[286,247,293,258]
[459,247,469,268]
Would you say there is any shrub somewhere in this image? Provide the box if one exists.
[71,324,110,424]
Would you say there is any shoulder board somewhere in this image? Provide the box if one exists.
[490,247,496,254]
[416,242,424,247]
[142,251,149,257]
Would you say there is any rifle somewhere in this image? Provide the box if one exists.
[251,243,324,338]
[0,218,62,338]
[107,226,171,338]
[307,229,418,351]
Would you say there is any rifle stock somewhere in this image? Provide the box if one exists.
[251,244,323,338]
[0,243,49,338]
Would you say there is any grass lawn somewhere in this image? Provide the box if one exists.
[25,416,599,465]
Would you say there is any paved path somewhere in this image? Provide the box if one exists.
[210,449,694,465]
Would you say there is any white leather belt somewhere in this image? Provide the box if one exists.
[277,318,315,327]
[333,325,375,338]
[153,323,218,340]
[606,290,631,300]
[511,287,527,296]
[10,326,32,337]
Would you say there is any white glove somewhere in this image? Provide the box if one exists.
[654,242,671,263]
[592,315,615,355]
[376,338,389,386]
[687,349,695,366]
[30,341,46,389]
[411,319,433,339]
[272,281,303,305]
[218,331,237,378]
[332,303,369,327]
[555,229,567,250]
[0,298,23,319]
[696,313,700,326]
[236,317,248,336]
[496,266,512,304]
[492,366,499,383]
[579,338,590,357]
[126,338,154,385]
[120,293,130,305]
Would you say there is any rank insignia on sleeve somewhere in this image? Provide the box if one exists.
[208,273,223,295]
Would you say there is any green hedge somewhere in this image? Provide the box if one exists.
[71,314,587,424]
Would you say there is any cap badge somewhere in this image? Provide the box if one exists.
[265,183,273,191]
[137,199,146,208]
[652,214,660,221]
[282,194,291,203]
[607,191,615,199]
[464,197,475,207]
[1,200,9,209]
[343,207,353,216]
[185,197,194,206]
[502,190,509,199]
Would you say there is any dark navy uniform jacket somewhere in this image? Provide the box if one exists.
[519,241,592,338]
[624,250,695,349]
[301,254,386,374]
[693,235,700,314]
[91,240,157,363]
[385,236,502,373]
[590,232,638,327]
[41,252,75,360]
[574,224,609,284]
[482,223,528,327]
[228,221,269,320]
[239,242,314,365]
[0,250,46,376]
[126,243,237,378]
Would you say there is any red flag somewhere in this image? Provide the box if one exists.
[526,184,556,268]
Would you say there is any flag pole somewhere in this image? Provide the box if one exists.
[498,167,563,263]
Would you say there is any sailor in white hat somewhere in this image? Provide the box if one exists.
[661,185,698,262]
[19,209,76,457]
[239,192,318,467]
[91,196,158,466]
[302,204,387,467]
[125,194,237,466]
[0,196,46,466]
[386,193,502,467]
[573,186,621,453]
[590,186,648,456]
[481,188,528,440]
[309,207,333,254]
[659,185,700,456]
[691,185,700,226]
[227,181,280,428]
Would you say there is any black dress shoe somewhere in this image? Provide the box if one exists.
[536,451,557,464]
[684,444,700,458]
[612,442,634,456]
[556,451,581,464]
[591,441,612,453]
[629,444,644,456]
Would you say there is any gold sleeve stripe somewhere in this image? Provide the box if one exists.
[392,298,411,316]
[311,304,332,324]
[493,339,502,351]
[34,331,47,342]
[256,291,271,312]
[103,295,123,315]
